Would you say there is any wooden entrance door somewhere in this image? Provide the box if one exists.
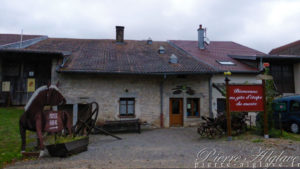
[169,98,183,126]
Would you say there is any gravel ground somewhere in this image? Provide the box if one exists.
[6,128,300,169]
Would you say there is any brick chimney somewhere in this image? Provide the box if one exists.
[197,24,205,49]
[116,26,124,43]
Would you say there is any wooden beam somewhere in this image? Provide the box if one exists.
[225,77,232,141]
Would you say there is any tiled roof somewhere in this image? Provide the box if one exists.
[0,34,44,46]
[26,38,215,74]
[169,40,265,72]
[269,40,300,55]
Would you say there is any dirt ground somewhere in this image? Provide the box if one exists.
[6,128,300,169]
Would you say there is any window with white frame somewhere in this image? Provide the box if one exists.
[119,98,135,117]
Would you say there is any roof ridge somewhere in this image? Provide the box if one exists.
[171,39,255,43]
[269,39,300,54]
[0,33,45,36]
[45,37,168,42]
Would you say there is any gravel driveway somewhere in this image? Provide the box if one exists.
[6,128,300,169]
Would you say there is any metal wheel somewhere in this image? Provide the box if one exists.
[86,102,99,134]
[198,125,208,137]
[290,123,299,134]
[208,128,216,138]
[197,126,204,136]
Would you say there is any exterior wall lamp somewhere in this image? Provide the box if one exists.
[224,71,232,76]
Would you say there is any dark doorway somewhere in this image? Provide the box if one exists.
[217,98,226,115]
[270,63,295,93]
[1,56,52,105]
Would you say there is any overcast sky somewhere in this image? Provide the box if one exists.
[1,0,300,53]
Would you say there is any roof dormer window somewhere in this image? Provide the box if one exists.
[147,37,152,45]
[217,61,235,65]
[169,54,178,64]
[158,46,165,54]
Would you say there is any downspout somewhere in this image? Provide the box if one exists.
[209,74,213,118]
[160,74,166,128]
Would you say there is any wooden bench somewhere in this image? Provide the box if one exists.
[101,119,141,134]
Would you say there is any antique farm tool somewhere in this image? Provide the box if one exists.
[73,102,99,136]
[197,116,224,138]
[197,113,248,138]
[73,102,121,140]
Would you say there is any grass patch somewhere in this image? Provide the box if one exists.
[269,128,300,141]
[0,108,38,168]
[0,107,88,168]
[231,127,300,143]
[0,107,23,168]
[252,138,264,143]
[232,127,260,141]
[46,135,87,145]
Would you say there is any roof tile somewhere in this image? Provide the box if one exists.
[0,34,44,46]
[26,38,215,74]
[170,40,265,72]
[269,40,300,55]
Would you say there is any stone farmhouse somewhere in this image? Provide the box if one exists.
[0,25,275,127]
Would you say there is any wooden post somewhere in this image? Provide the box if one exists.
[279,112,283,136]
[225,77,232,141]
[262,79,269,138]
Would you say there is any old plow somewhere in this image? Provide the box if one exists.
[73,102,121,140]
[197,113,248,138]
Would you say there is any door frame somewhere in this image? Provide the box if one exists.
[169,98,184,127]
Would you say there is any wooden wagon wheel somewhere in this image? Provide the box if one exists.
[197,125,206,136]
[85,102,99,135]
[198,116,226,138]
[74,102,99,136]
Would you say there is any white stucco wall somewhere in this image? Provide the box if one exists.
[163,75,210,127]
[211,74,262,117]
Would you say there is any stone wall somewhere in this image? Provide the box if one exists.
[56,73,161,126]
[51,60,210,127]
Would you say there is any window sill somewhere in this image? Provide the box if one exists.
[119,115,136,118]
[187,116,200,118]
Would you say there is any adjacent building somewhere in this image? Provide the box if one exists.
[0,34,49,105]
[269,40,300,94]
